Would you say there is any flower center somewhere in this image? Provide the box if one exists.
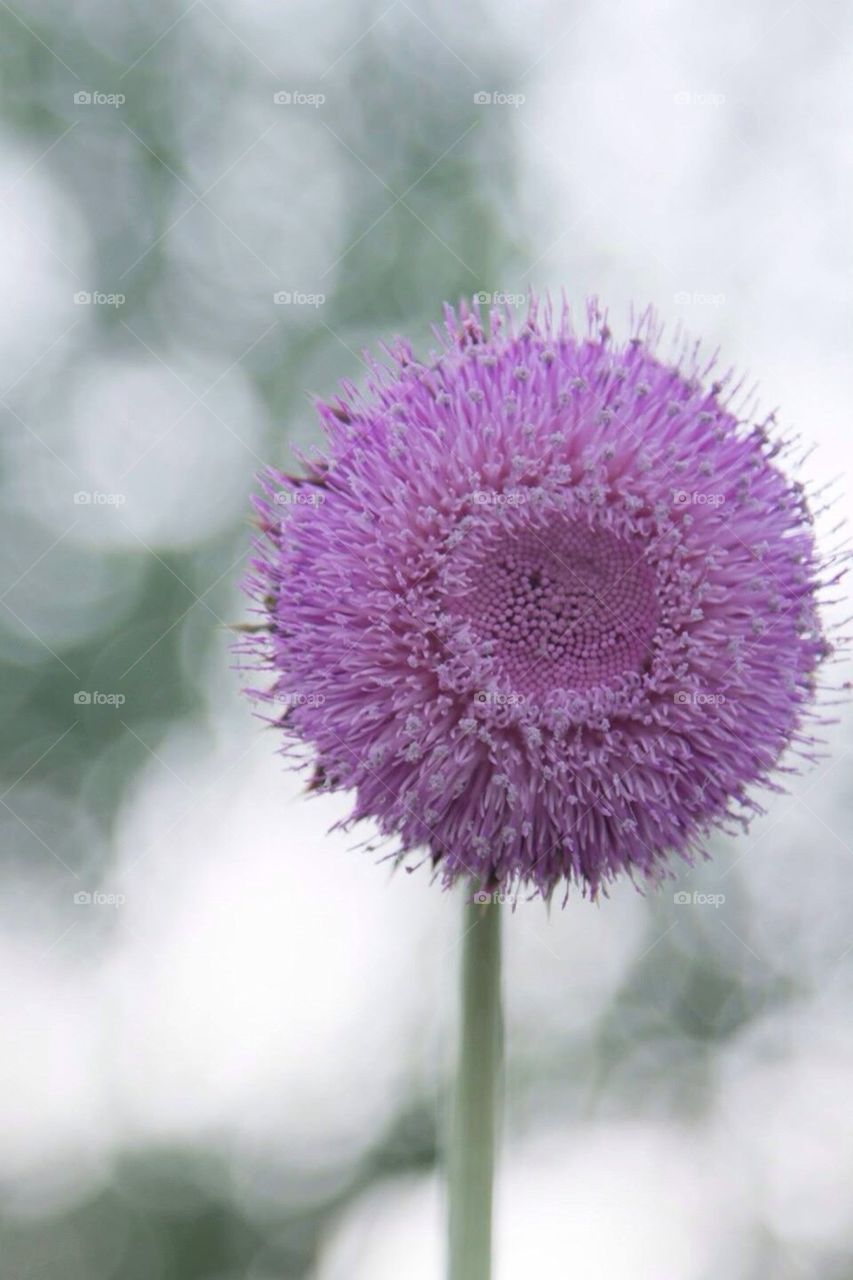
[451,519,660,699]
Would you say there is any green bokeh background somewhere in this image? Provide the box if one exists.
[2,3,851,1278]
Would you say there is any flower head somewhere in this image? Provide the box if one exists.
[242,297,833,900]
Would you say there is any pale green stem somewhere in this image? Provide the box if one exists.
[447,891,503,1280]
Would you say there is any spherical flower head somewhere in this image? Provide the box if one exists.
[242,297,832,901]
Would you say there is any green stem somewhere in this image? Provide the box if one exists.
[448,890,503,1280]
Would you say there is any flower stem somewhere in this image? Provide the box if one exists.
[448,891,503,1280]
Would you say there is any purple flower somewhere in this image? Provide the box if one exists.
[242,298,831,900]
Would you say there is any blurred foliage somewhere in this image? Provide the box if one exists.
[2,3,851,1278]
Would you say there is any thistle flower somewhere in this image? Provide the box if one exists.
[242,298,833,900]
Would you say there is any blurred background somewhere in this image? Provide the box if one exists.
[1,1,852,1276]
